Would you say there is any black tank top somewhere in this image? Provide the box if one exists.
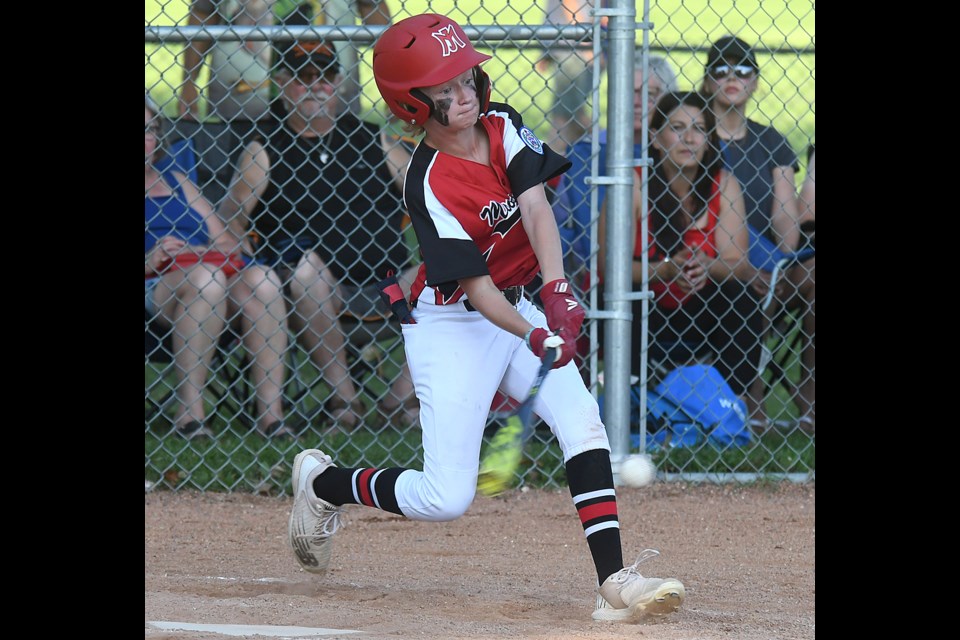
[250,117,408,286]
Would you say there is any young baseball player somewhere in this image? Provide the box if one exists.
[287,13,685,622]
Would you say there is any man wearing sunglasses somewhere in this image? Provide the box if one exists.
[216,40,420,432]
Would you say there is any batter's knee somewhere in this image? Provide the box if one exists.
[397,473,476,521]
[429,493,473,521]
[423,483,475,521]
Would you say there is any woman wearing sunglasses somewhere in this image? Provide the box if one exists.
[701,36,800,263]
[700,36,813,433]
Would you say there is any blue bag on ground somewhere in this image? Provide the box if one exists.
[654,365,751,447]
[598,364,752,449]
[645,387,702,449]
[598,385,698,450]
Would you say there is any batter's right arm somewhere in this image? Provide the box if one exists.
[460,275,571,367]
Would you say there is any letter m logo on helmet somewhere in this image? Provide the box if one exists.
[373,13,492,126]
[432,25,468,57]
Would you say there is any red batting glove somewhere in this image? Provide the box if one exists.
[554,327,579,367]
[525,327,576,369]
[540,278,585,338]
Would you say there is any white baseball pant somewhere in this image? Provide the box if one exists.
[392,290,610,521]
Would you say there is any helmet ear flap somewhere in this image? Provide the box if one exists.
[410,88,435,120]
[474,67,491,113]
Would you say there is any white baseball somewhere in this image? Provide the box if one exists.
[619,455,656,487]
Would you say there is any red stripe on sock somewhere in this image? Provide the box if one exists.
[578,501,618,523]
[358,468,377,507]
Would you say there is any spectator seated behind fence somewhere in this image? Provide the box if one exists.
[179,1,275,125]
[597,91,762,408]
[217,39,419,431]
[700,36,814,429]
[145,95,292,439]
[537,0,606,158]
[552,54,677,285]
[179,0,392,124]
[784,144,814,431]
[272,0,393,118]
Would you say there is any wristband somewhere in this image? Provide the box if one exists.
[523,327,536,349]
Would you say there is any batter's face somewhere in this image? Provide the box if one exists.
[421,69,479,128]
[280,66,341,122]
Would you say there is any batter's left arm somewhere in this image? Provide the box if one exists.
[517,183,566,283]
[460,275,534,340]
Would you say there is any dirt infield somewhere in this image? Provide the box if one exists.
[145,483,814,639]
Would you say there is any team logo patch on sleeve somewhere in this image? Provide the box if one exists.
[519,126,544,155]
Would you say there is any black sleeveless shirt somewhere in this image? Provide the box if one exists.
[250,116,409,286]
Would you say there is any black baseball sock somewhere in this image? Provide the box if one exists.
[566,448,624,584]
[312,466,406,516]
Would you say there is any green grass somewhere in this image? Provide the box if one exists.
[651,429,814,475]
[145,426,426,493]
[145,420,813,494]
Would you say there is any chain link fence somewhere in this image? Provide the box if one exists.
[145,0,814,493]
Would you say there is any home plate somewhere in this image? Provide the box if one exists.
[146,621,363,637]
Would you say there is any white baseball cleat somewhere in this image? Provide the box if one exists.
[593,550,685,622]
[288,449,343,574]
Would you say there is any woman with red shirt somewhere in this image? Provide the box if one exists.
[599,91,761,400]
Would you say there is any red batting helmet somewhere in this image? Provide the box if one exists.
[373,14,492,126]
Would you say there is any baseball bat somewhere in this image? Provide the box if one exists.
[477,347,558,497]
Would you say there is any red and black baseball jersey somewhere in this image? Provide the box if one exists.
[404,101,571,305]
